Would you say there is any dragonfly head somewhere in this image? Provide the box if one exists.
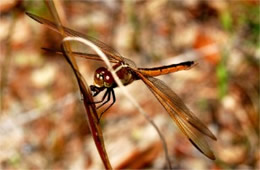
[94,67,114,88]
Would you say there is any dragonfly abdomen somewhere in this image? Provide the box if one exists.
[138,61,195,77]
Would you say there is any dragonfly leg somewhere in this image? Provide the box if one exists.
[96,89,111,109]
[90,89,109,104]
[98,89,116,122]
[86,85,107,104]
[90,85,105,97]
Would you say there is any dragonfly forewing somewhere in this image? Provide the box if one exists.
[42,48,119,63]
[26,12,131,64]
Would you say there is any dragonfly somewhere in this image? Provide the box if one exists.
[26,12,217,160]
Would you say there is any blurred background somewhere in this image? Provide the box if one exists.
[0,0,259,169]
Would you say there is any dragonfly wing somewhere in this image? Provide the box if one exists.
[26,12,128,63]
[134,71,216,159]
[42,47,119,63]
[148,76,216,140]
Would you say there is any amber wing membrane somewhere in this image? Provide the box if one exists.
[42,48,119,63]
[26,12,126,64]
[138,61,196,77]
[134,71,216,160]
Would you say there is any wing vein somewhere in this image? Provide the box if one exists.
[134,70,216,159]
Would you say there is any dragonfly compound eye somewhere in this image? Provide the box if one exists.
[94,67,107,87]
[103,71,114,87]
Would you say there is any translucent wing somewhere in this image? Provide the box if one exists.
[134,71,216,160]
[26,12,131,64]
[42,47,119,63]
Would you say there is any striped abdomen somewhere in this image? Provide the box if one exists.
[138,61,195,77]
